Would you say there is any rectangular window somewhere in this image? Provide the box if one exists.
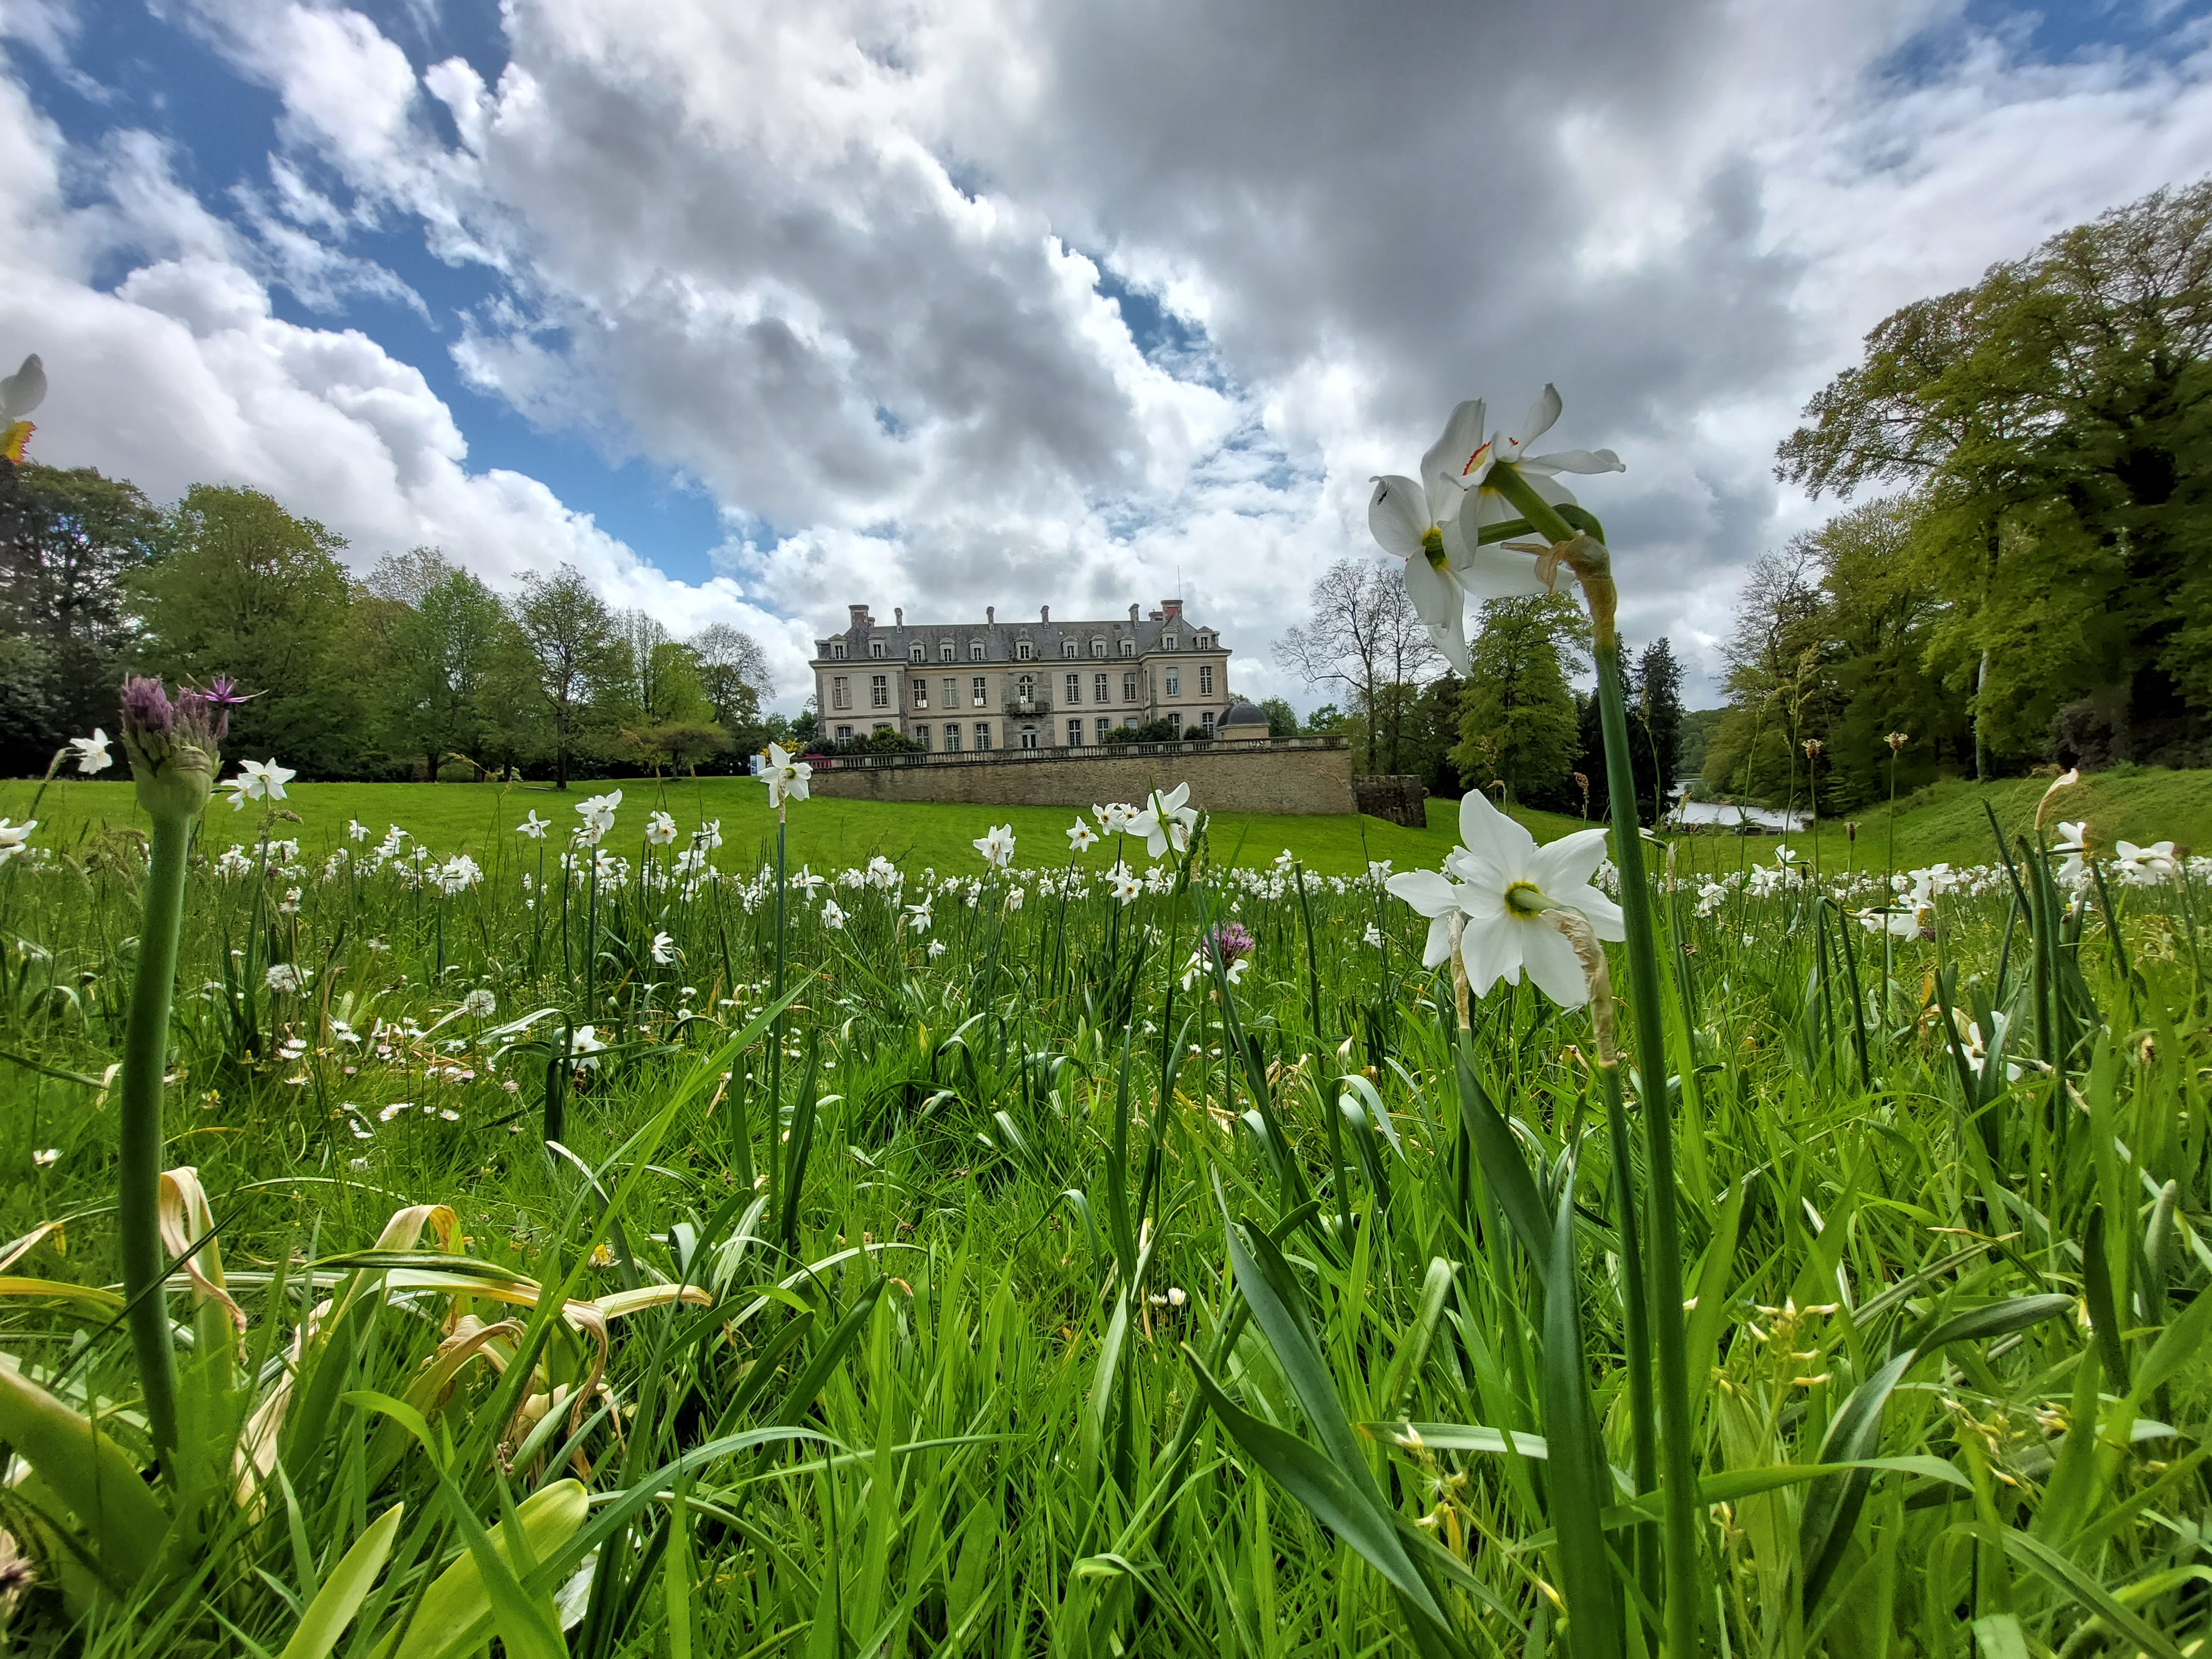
[914,725,930,750]
[1017,640,1032,660]
[942,676,958,708]
[832,642,846,660]
[1202,711,1216,735]
[974,723,992,750]
[835,724,853,741]
[831,675,851,709]
[943,724,961,753]
[1165,670,1180,697]
[1169,712,1183,734]
[941,642,954,661]
[1067,719,1083,747]
[1020,728,1038,750]
[1121,671,1137,701]
[909,643,924,661]
[869,640,884,658]
[1063,641,1077,658]
[1095,717,1110,742]
[1065,672,1081,703]
[1093,673,1108,702]
[971,676,988,707]
[971,643,985,661]
[912,681,928,708]
[1199,665,1213,696]
[870,674,888,709]
[1120,639,1134,656]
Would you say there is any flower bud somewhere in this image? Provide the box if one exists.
[119,677,220,821]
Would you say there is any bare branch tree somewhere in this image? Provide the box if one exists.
[691,621,775,725]
[1271,559,1440,772]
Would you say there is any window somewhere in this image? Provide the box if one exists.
[1169,712,1183,734]
[1164,633,1178,650]
[1121,671,1138,702]
[971,643,985,662]
[1016,673,1035,702]
[1067,719,1083,747]
[1198,665,1213,696]
[1094,717,1110,742]
[1120,638,1134,656]
[1093,672,1108,702]
[1065,672,1081,703]
[869,640,885,658]
[831,641,847,660]
[940,640,954,661]
[1063,640,1077,658]
[1020,727,1038,750]
[831,675,851,709]
[1202,711,1216,735]
[1165,669,1180,697]
[870,674,888,709]
[942,676,959,708]
[971,676,988,707]
[974,723,992,750]
[1016,639,1032,661]
[1092,637,1107,657]
[943,724,961,753]
[835,724,853,741]
[1197,633,1212,649]
[914,725,930,749]
[912,680,929,708]
[909,643,924,662]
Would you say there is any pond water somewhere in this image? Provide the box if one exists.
[1667,796,1809,832]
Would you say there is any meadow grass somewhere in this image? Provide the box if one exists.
[0,778,2203,1657]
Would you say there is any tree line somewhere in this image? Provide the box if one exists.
[0,471,779,785]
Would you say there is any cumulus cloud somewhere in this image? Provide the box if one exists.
[6,0,2210,710]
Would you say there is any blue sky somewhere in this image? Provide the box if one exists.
[3,0,2207,706]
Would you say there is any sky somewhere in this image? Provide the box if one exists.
[1,0,2207,714]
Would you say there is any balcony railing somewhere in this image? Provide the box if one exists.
[810,735,1347,770]
[1006,695,1052,716]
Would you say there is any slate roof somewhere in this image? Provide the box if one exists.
[814,612,1224,663]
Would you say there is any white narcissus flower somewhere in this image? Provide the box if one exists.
[575,789,623,843]
[2114,839,2179,886]
[67,729,113,773]
[2051,821,2089,883]
[1093,802,1133,834]
[645,811,678,846]
[973,823,1016,868]
[1067,819,1097,852]
[1439,384,1625,579]
[650,931,677,964]
[1385,790,1624,1008]
[927,938,947,958]
[226,758,297,810]
[764,743,812,809]
[820,899,847,930]
[517,811,550,839]
[1126,784,1199,860]
[32,1147,59,1168]
[1109,865,1142,904]
[0,818,37,863]
[347,819,369,842]
[570,1025,607,1068]
[694,818,723,850]
[905,900,933,932]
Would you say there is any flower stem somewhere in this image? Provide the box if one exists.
[1490,460,1702,1658]
[119,810,188,1469]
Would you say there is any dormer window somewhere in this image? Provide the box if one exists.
[1016,639,1032,661]
[909,643,924,661]
[1196,634,1212,649]
[971,642,985,661]
[940,640,954,661]
[832,641,847,660]
[1120,639,1135,656]
[1164,634,1179,650]
[869,639,885,658]
[1063,640,1078,658]
[1091,638,1107,657]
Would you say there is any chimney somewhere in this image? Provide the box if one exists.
[848,603,870,630]
[986,605,995,624]
[1161,598,1184,622]
[1128,603,1139,623]
[1148,609,1163,621]
[1040,604,1050,623]
[894,606,904,627]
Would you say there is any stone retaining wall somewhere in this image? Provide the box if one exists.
[1352,775,1428,828]
[806,739,1355,815]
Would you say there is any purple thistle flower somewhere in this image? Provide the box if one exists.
[117,675,225,812]
[119,676,174,741]
[1207,921,1255,966]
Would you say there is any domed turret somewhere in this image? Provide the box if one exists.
[1219,700,1269,742]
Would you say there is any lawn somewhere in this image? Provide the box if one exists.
[0,773,1591,876]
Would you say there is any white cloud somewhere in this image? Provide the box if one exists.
[6,0,2210,716]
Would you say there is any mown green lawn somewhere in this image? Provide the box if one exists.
[6,764,2200,877]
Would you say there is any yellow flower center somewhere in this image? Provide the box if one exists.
[1504,880,1548,916]
[1421,525,1448,569]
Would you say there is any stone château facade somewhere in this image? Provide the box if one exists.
[811,599,1243,753]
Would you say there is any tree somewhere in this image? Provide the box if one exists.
[377,556,507,779]
[1778,178,2212,775]
[510,565,623,790]
[1633,638,1684,826]
[1452,593,1587,804]
[1272,559,1441,773]
[133,486,364,774]
[0,462,166,765]
[1258,696,1299,738]
[1701,544,1832,810]
[692,622,774,732]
